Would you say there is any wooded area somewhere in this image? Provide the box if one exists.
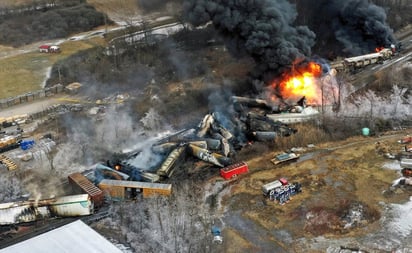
[0,1,107,47]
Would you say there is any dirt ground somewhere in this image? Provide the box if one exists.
[207,130,411,252]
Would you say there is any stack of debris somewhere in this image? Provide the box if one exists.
[107,96,312,181]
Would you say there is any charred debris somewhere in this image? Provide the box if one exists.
[107,95,317,182]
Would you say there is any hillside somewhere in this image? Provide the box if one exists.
[0,1,411,253]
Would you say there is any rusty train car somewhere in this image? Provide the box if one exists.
[68,173,105,208]
[98,179,172,200]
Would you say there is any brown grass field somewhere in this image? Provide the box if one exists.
[0,37,105,99]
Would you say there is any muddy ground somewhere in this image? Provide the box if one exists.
[206,131,412,252]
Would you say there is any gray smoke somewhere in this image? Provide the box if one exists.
[183,0,316,81]
[297,0,396,56]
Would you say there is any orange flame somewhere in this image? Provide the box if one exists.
[272,61,322,103]
[375,47,384,52]
[114,164,121,171]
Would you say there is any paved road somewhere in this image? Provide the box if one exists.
[0,95,69,118]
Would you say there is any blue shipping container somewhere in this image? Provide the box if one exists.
[21,140,35,150]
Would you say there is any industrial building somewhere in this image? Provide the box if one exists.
[0,220,123,253]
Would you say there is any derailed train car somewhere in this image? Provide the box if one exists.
[0,201,50,225]
[330,47,394,72]
[48,194,93,217]
[156,145,186,178]
[0,194,93,225]
[68,173,105,208]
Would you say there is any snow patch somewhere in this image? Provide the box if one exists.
[387,197,412,237]
[382,161,401,170]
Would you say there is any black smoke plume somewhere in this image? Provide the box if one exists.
[183,0,316,82]
[296,0,396,56]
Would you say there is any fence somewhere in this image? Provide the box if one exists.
[0,84,64,109]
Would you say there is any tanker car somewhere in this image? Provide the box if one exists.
[0,194,93,225]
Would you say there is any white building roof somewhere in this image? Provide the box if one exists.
[0,220,122,253]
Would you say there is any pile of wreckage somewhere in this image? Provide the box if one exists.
[106,96,318,182]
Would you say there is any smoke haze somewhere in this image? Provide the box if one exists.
[183,0,396,82]
[297,0,396,56]
[183,0,316,81]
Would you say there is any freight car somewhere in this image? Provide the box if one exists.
[156,145,186,178]
[48,194,94,217]
[331,47,394,72]
[0,135,21,153]
[220,162,249,180]
[0,201,50,225]
[98,179,172,200]
[0,194,93,225]
[110,162,159,182]
[68,173,105,208]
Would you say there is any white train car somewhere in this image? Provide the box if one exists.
[49,194,94,217]
[0,201,50,225]
[0,194,93,225]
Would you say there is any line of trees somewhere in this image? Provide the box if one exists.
[0,1,107,47]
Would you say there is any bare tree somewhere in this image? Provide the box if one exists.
[106,179,215,252]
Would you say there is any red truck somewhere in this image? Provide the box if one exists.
[399,136,412,144]
[220,162,248,180]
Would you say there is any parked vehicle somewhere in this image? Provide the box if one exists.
[39,45,61,53]
[262,178,302,205]
[211,226,223,244]
[262,178,286,196]
[398,136,412,144]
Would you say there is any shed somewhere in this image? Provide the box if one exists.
[98,179,172,199]
[0,220,123,253]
